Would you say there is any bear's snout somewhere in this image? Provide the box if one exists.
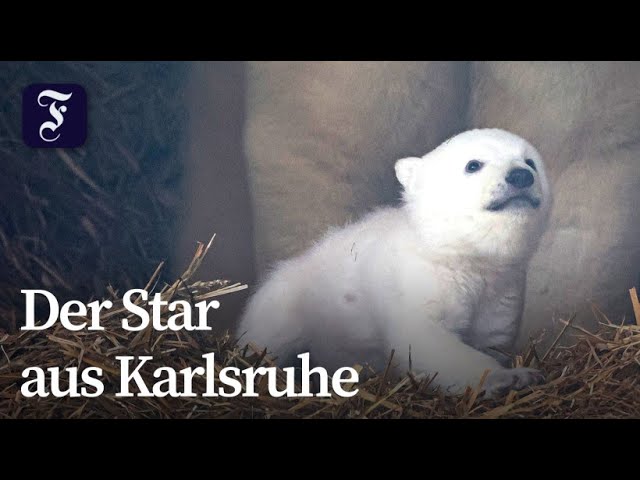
[505,168,534,189]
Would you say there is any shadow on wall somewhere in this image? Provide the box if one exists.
[174,62,255,333]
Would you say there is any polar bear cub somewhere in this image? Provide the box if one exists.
[238,129,552,397]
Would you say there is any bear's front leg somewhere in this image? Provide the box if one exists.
[388,316,544,399]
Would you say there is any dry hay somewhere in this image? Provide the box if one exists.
[1,240,639,419]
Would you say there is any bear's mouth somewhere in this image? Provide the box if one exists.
[486,194,541,212]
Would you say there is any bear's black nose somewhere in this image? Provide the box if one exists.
[505,168,534,189]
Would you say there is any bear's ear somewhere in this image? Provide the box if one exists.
[395,157,422,190]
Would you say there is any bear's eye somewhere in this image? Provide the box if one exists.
[465,160,484,173]
[525,158,537,171]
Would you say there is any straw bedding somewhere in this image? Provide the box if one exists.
[1,240,639,419]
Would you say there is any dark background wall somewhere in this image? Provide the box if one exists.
[0,62,196,330]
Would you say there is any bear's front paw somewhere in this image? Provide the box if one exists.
[482,367,545,399]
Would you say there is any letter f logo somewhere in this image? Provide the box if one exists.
[23,84,87,148]
[37,90,73,142]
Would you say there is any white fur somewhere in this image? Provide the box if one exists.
[238,129,551,396]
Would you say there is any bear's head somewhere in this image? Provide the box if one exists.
[395,128,552,264]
